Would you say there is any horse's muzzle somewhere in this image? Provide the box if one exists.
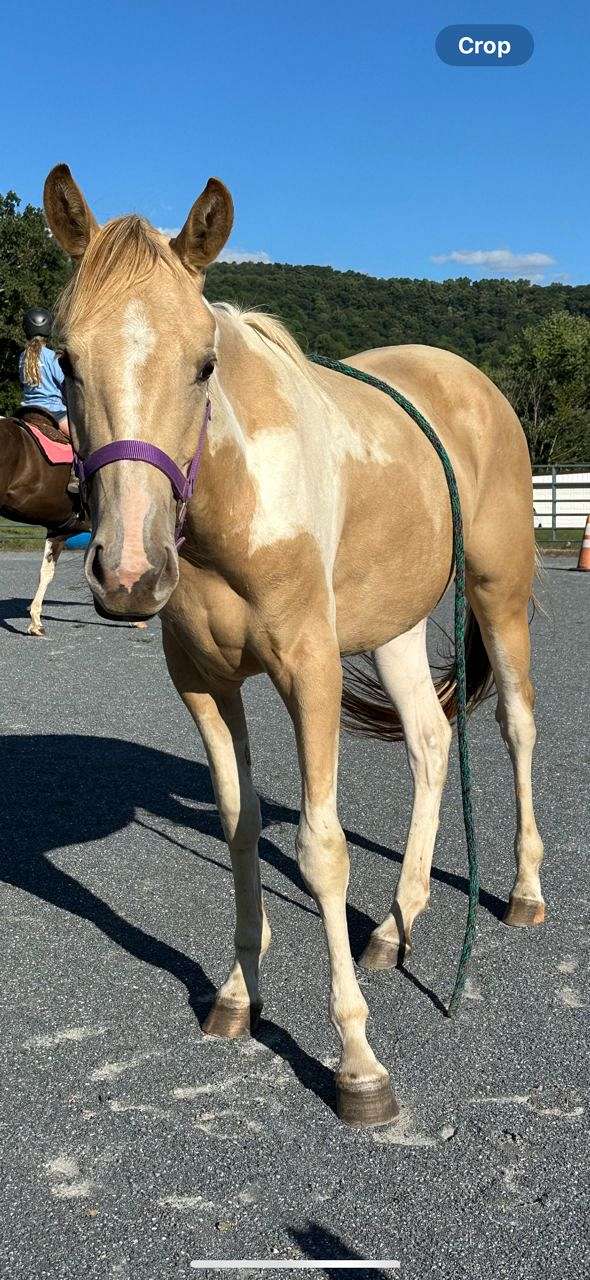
[85,537,179,619]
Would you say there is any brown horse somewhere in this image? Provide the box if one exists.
[0,409,87,634]
[43,163,545,1127]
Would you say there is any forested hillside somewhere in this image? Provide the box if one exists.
[1,191,589,462]
[206,261,590,368]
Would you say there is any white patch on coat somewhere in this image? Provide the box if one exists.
[246,428,308,552]
[120,300,156,435]
[244,385,392,562]
[207,379,245,455]
[210,320,392,573]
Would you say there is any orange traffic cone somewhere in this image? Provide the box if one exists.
[577,513,590,571]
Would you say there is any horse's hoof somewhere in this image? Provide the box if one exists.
[358,935,409,970]
[132,620,148,630]
[202,999,262,1039]
[336,1075,399,1128]
[503,896,546,927]
[27,624,45,637]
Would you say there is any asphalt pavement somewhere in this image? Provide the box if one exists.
[0,551,588,1279]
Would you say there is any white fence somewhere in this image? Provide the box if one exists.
[532,466,590,540]
[1,465,589,547]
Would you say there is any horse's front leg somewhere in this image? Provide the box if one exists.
[28,535,65,636]
[274,627,398,1126]
[163,631,270,1036]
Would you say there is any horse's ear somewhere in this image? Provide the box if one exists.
[170,178,234,272]
[43,164,99,261]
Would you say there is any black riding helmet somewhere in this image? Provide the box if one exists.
[23,307,53,339]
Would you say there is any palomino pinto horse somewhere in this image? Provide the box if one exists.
[0,409,87,634]
[44,164,545,1126]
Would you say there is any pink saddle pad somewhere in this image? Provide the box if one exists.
[26,420,73,465]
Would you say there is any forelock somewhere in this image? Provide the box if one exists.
[54,216,189,337]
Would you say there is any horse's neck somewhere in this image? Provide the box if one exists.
[182,318,252,558]
[184,312,323,564]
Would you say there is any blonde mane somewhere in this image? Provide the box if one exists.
[54,217,308,372]
[211,302,308,370]
[54,215,188,337]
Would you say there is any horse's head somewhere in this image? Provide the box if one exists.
[44,164,233,620]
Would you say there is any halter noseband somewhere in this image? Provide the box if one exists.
[73,397,211,548]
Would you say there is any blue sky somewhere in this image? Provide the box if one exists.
[1,0,588,283]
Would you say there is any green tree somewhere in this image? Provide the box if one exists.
[1,188,589,466]
[490,311,590,464]
[0,191,71,413]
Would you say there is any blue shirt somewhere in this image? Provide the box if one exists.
[19,345,67,417]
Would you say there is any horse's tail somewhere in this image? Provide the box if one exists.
[341,606,494,741]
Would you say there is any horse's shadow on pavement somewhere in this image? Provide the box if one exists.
[0,595,134,634]
[0,733,505,1111]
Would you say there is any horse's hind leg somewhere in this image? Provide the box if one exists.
[28,535,65,636]
[468,588,545,926]
[360,620,452,970]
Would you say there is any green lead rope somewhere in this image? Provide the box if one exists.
[308,354,478,1016]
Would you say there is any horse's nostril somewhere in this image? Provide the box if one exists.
[88,544,106,588]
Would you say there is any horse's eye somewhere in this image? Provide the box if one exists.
[197,358,216,384]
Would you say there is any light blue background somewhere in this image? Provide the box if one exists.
[0,0,587,282]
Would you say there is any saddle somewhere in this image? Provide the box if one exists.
[11,407,74,465]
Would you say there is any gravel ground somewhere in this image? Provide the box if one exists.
[0,551,587,1280]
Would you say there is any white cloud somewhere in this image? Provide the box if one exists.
[217,248,272,264]
[157,229,271,265]
[431,248,556,279]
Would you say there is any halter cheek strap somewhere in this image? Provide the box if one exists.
[73,397,211,547]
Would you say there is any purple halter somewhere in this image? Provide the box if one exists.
[73,398,211,548]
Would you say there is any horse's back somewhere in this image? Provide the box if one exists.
[347,343,529,475]
[0,414,73,527]
[347,342,534,553]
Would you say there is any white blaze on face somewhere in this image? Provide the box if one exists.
[118,486,153,589]
[117,301,157,582]
[120,299,156,435]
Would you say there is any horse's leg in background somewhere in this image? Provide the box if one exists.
[468,588,545,925]
[359,620,452,969]
[274,625,398,1125]
[28,535,65,636]
[162,629,270,1034]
